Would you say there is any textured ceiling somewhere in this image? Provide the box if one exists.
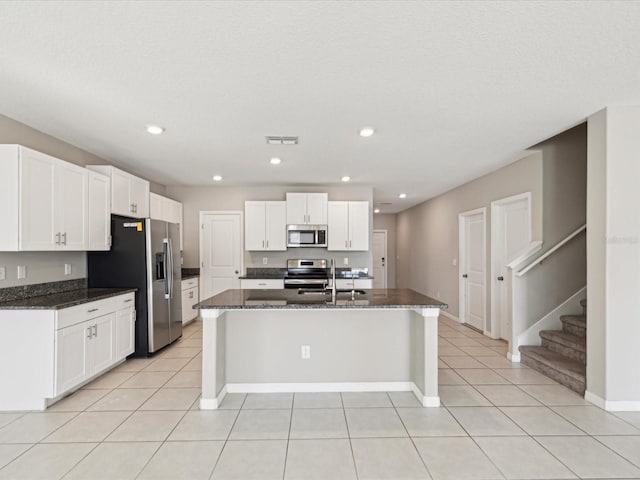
[1,1,639,212]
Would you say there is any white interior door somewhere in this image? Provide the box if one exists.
[493,195,531,340]
[200,212,242,299]
[372,230,387,288]
[460,210,485,331]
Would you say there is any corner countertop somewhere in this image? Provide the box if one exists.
[0,288,137,310]
[195,288,446,310]
[181,274,200,280]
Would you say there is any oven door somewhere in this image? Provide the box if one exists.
[284,278,327,289]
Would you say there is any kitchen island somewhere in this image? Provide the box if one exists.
[195,288,446,409]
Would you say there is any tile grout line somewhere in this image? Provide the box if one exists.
[207,394,246,480]
[340,392,360,480]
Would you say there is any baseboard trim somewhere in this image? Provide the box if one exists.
[200,386,227,410]
[439,310,460,323]
[507,352,521,363]
[585,390,640,411]
[225,381,415,394]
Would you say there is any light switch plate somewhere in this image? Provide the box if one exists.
[64,263,72,275]
[263,257,268,265]
[0,267,5,281]
[17,265,26,279]
[343,257,349,265]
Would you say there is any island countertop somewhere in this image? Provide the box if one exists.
[195,288,447,310]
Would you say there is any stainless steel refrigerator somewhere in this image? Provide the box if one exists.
[88,215,182,357]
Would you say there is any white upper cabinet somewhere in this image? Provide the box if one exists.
[0,145,88,251]
[149,192,183,250]
[286,193,328,225]
[87,170,111,251]
[327,201,369,251]
[245,201,286,251]
[87,166,149,218]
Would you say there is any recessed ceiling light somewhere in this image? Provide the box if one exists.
[270,157,281,165]
[399,193,407,199]
[374,208,380,213]
[341,176,351,182]
[146,125,164,135]
[212,175,222,182]
[359,127,375,137]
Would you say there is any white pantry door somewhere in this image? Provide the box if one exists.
[372,230,387,288]
[200,212,242,300]
[459,209,486,331]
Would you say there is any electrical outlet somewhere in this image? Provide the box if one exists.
[452,258,457,266]
[64,263,72,275]
[301,345,311,359]
[17,265,26,279]
[263,257,268,265]
[343,257,349,265]
[436,291,440,299]
[0,267,5,281]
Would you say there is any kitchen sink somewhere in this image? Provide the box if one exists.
[297,288,366,296]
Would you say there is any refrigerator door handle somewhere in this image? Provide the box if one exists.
[167,238,174,299]
[163,238,170,299]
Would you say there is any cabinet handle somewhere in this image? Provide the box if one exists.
[55,232,61,246]
[350,240,352,248]
[130,203,134,213]
[266,240,269,248]
[87,326,92,339]
[123,299,133,303]
[189,291,194,299]
[262,240,265,248]
[92,325,97,337]
[87,308,99,313]
[62,232,67,246]
[345,240,348,248]
[134,203,138,213]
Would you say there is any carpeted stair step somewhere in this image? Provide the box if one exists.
[519,345,586,395]
[560,314,586,337]
[540,330,586,364]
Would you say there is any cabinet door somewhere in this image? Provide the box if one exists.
[181,287,198,324]
[115,308,135,360]
[20,148,56,250]
[348,201,369,251]
[354,278,372,289]
[56,161,88,250]
[327,202,349,250]
[265,201,286,250]
[130,176,150,218]
[245,201,266,250]
[88,171,111,250]
[55,321,90,396]
[111,168,131,216]
[167,199,182,224]
[91,313,115,375]
[285,193,307,224]
[149,192,163,220]
[306,193,328,224]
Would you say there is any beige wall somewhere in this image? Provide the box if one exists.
[396,152,544,316]
[166,185,374,271]
[587,107,640,407]
[373,214,397,287]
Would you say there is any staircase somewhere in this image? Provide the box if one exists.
[519,299,587,395]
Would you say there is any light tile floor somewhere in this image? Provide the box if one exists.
[1,317,640,479]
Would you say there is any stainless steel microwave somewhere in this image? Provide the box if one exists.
[287,225,328,248]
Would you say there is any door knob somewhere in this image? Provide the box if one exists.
[235,270,239,274]
[462,274,468,278]
[497,276,504,281]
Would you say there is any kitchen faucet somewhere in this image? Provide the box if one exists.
[330,258,336,299]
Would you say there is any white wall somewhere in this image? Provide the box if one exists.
[587,107,640,409]
[166,184,374,271]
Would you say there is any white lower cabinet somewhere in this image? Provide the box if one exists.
[181,277,199,324]
[334,278,373,289]
[0,292,136,411]
[240,279,284,289]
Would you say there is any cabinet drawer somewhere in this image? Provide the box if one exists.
[181,278,199,291]
[240,279,284,289]
[334,279,354,289]
[115,293,135,310]
[56,297,116,330]
[354,279,372,289]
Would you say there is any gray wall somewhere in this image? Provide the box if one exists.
[373,214,397,287]
[0,114,166,288]
[396,152,544,316]
[166,185,374,272]
[395,123,587,328]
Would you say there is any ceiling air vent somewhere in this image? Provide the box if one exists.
[266,136,298,145]
[380,202,393,205]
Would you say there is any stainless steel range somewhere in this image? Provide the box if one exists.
[284,259,329,289]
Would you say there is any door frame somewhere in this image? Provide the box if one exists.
[199,210,244,301]
[458,207,487,332]
[490,192,532,339]
[372,229,388,288]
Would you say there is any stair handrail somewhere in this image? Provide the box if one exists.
[515,224,586,277]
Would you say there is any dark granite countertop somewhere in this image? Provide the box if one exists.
[195,288,446,310]
[0,288,137,310]
[182,274,200,280]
